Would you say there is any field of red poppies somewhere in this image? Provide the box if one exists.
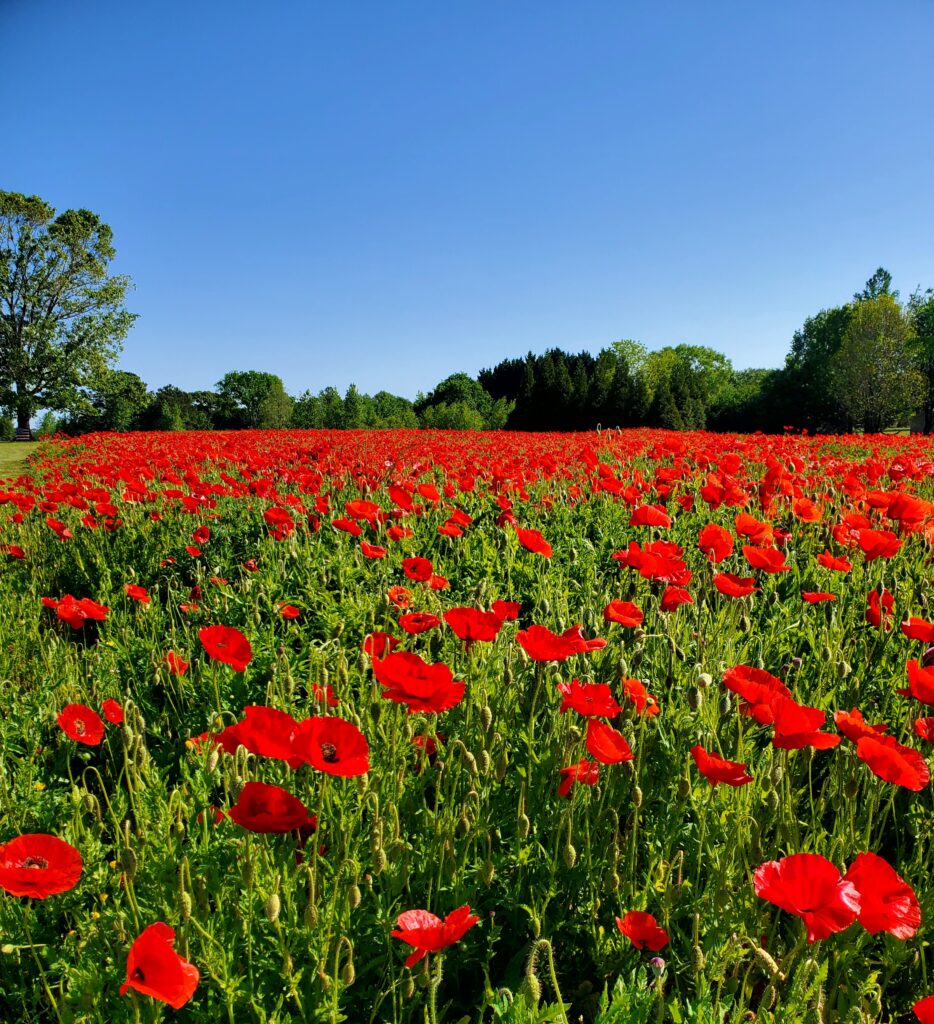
[1,427,933,1023]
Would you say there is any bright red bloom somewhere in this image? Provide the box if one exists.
[124,584,150,603]
[228,781,316,833]
[622,677,659,716]
[0,834,83,898]
[372,651,465,713]
[615,911,669,951]
[102,699,124,725]
[735,512,773,546]
[712,572,758,598]
[311,682,340,706]
[277,603,301,619]
[629,504,671,528]
[771,697,840,750]
[398,611,442,635]
[402,557,433,582]
[855,735,930,790]
[391,905,479,967]
[698,523,733,563]
[192,525,211,544]
[660,585,693,611]
[817,550,851,572]
[57,703,105,745]
[164,650,189,676]
[360,541,387,559]
[1,543,25,560]
[120,922,199,1009]
[690,745,753,787]
[199,624,252,672]
[444,607,504,643]
[558,758,600,797]
[844,851,920,939]
[916,996,934,1023]
[45,594,110,629]
[914,717,934,742]
[293,716,370,777]
[856,527,902,561]
[722,665,790,724]
[185,544,203,556]
[585,720,634,764]
[802,591,836,603]
[902,660,934,706]
[233,706,302,765]
[603,600,644,627]
[834,708,888,744]
[387,585,412,608]
[902,617,934,643]
[866,588,895,629]
[363,631,399,658]
[490,599,520,621]
[515,526,552,557]
[516,624,605,662]
[754,853,860,942]
[742,544,791,573]
[557,679,621,717]
[331,517,361,536]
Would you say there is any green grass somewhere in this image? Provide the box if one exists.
[0,441,36,477]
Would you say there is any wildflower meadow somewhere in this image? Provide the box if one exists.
[1,427,933,1024]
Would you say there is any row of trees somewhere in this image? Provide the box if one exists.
[3,190,934,436]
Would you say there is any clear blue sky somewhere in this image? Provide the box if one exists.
[3,1,933,400]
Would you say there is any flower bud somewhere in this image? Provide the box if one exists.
[633,786,643,807]
[563,841,577,868]
[517,813,531,839]
[480,705,493,732]
[265,892,281,922]
[347,884,362,910]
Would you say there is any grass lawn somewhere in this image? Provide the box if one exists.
[0,442,36,477]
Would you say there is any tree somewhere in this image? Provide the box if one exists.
[0,191,136,435]
[829,293,924,432]
[215,371,292,428]
[908,288,934,433]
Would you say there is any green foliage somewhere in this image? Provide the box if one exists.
[216,370,293,429]
[0,417,14,442]
[34,410,61,437]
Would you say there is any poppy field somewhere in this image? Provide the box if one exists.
[2,427,934,1024]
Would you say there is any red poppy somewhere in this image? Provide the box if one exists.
[722,665,790,724]
[915,996,934,1023]
[491,599,520,621]
[735,512,773,546]
[360,541,387,559]
[817,551,851,572]
[293,716,370,777]
[914,717,934,742]
[185,545,203,557]
[233,706,302,765]
[192,525,211,545]
[1,543,25,560]
[902,617,934,643]
[586,720,634,764]
[331,517,362,537]
[57,703,105,746]
[398,611,442,635]
[557,679,621,717]
[622,677,659,716]
[866,589,895,629]
[387,585,412,609]
[754,853,860,942]
[516,624,605,662]
[855,735,930,790]
[277,603,301,619]
[629,504,671,528]
[902,660,934,706]
[120,922,200,1009]
[199,624,252,672]
[363,631,399,658]
[444,607,504,643]
[391,905,479,967]
[712,573,758,598]
[124,584,150,603]
[856,527,902,561]
[844,851,920,939]
[0,833,83,898]
[402,556,433,582]
[833,708,887,745]
[428,574,449,590]
[102,699,124,725]
[345,498,380,522]
[515,526,552,557]
[164,650,189,676]
[802,591,836,603]
[46,517,73,541]
[660,585,693,611]
[311,682,340,706]
[45,594,110,630]
[558,758,600,797]
[372,651,465,713]
[690,745,753,787]
[228,781,316,833]
[615,911,669,951]
[771,697,840,750]
[603,600,644,627]
[742,544,791,573]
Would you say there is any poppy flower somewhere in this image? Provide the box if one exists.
[515,527,552,557]
[490,600,521,621]
[0,833,83,898]
[615,911,669,951]
[402,557,433,582]
[660,585,693,612]
[277,603,301,620]
[185,545,203,557]
[834,708,888,744]
[722,665,790,724]
[363,631,399,658]
[232,706,302,765]
[914,717,934,742]
[855,735,930,791]
[802,591,836,603]
[372,651,465,713]
[690,745,753,787]
[391,905,479,967]
[120,922,199,1009]
[558,758,600,797]
[629,504,671,528]
[771,697,840,750]
[398,611,442,635]
[856,527,902,561]
[754,853,860,942]
[164,650,189,676]
[293,716,370,777]
[735,512,773,546]
[345,498,380,522]
[191,525,211,545]
[102,699,124,725]
[124,584,150,603]
[817,551,851,572]
[428,574,449,590]
[1,543,25,560]
[557,679,621,717]
[866,589,895,629]
[387,585,412,609]
[57,703,105,746]
[360,541,387,559]
[586,720,634,764]
[228,781,316,833]
[444,607,504,643]
[622,677,659,716]
[902,618,934,643]
[915,996,934,1023]
[199,624,252,672]
[844,852,920,939]
[712,573,758,598]
[46,517,73,541]
[517,624,605,662]
[603,600,644,627]
[902,661,934,706]
[742,545,791,573]
[45,594,110,630]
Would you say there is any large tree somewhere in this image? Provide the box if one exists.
[215,370,293,428]
[0,191,136,434]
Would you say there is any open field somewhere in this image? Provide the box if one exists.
[0,442,36,477]
[1,428,933,1024]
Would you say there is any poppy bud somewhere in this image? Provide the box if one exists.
[304,903,318,927]
[767,790,780,811]
[179,891,192,922]
[677,778,691,798]
[609,872,620,892]
[541,598,551,615]
[843,776,859,799]
[242,857,254,886]
[206,749,220,773]
[770,764,783,786]
[121,726,135,749]
[341,960,355,986]
[480,705,493,732]
[373,848,388,874]
[347,884,362,910]
[522,972,542,1005]
[119,847,138,880]
[688,687,702,711]
[457,813,471,837]
[697,672,712,688]
[563,841,577,869]
[633,786,643,807]
[265,892,281,922]
[631,650,644,669]
[479,750,491,776]
[402,977,416,999]
[518,813,531,839]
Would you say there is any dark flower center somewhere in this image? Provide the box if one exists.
[320,742,339,763]
[131,967,146,982]
[21,857,49,870]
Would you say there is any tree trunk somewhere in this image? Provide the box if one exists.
[16,402,32,439]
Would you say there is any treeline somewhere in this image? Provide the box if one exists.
[18,267,934,438]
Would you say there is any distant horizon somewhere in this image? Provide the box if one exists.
[3,1,932,401]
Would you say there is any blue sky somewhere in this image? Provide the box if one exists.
[3,1,933,399]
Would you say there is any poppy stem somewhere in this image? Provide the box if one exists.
[22,901,64,1024]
